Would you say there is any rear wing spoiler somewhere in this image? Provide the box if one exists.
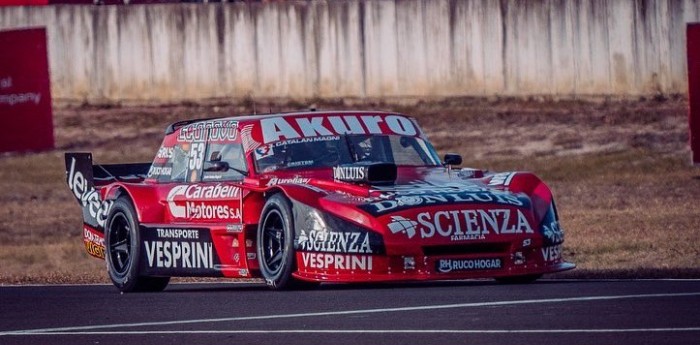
[65,152,150,187]
[64,152,150,231]
[93,162,151,185]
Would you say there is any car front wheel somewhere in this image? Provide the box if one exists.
[257,194,300,290]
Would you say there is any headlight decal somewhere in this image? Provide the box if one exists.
[292,200,385,255]
[539,203,564,245]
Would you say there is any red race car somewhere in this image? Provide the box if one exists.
[65,110,574,292]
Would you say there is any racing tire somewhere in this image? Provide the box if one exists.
[105,196,170,293]
[494,274,542,284]
[257,194,306,290]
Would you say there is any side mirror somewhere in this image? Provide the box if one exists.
[203,161,230,172]
[443,153,462,166]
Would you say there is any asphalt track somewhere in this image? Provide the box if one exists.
[1,280,699,345]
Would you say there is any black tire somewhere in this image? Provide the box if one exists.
[257,194,301,290]
[105,196,170,292]
[494,274,542,284]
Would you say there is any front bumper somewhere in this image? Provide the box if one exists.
[293,249,575,282]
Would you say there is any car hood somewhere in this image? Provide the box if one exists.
[263,166,535,217]
[261,166,561,246]
[286,167,526,211]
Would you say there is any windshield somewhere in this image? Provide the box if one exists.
[254,135,441,173]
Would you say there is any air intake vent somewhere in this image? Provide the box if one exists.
[423,243,510,256]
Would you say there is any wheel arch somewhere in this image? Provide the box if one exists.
[102,183,163,224]
[245,183,327,224]
[506,172,555,226]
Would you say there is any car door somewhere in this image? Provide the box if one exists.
[161,131,246,225]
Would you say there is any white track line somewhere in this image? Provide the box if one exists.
[1,292,699,336]
[2,278,700,287]
[7,328,700,336]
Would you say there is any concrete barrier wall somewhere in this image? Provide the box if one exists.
[1,0,699,102]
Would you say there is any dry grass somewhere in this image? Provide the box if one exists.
[471,151,700,274]
[0,242,108,284]
[1,97,698,283]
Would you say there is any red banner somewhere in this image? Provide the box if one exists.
[0,27,54,153]
[688,23,700,165]
[0,0,48,6]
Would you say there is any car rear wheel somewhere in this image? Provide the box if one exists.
[257,194,308,290]
[494,274,542,284]
[105,196,170,292]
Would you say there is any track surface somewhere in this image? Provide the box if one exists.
[1,280,699,345]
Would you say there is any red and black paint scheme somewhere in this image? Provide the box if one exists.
[65,111,574,292]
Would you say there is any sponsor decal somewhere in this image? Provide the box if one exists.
[156,147,173,160]
[301,252,373,271]
[288,160,314,168]
[155,228,200,239]
[181,202,240,220]
[271,135,340,147]
[260,115,418,144]
[178,120,238,142]
[202,174,223,181]
[167,184,241,220]
[298,230,373,254]
[226,224,244,233]
[513,252,525,265]
[488,172,515,187]
[362,190,525,215]
[168,184,240,202]
[241,124,261,152]
[67,156,113,228]
[83,226,105,259]
[188,142,205,171]
[388,209,534,241]
[361,182,527,216]
[404,256,416,270]
[254,145,274,159]
[265,176,311,187]
[542,220,564,244]
[541,244,562,263]
[437,258,502,273]
[147,165,172,178]
[140,227,222,276]
[293,202,385,254]
[333,166,366,181]
[387,215,419,239]
[145,240,213,269]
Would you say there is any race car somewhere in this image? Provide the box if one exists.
[65,110,574,292]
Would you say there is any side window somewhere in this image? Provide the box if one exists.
[348,135,392,163]
[390,136,423,165]
[152,141,203,183]
[152,123,243,184]
[202,142,247,182]
[160,143,191,183]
